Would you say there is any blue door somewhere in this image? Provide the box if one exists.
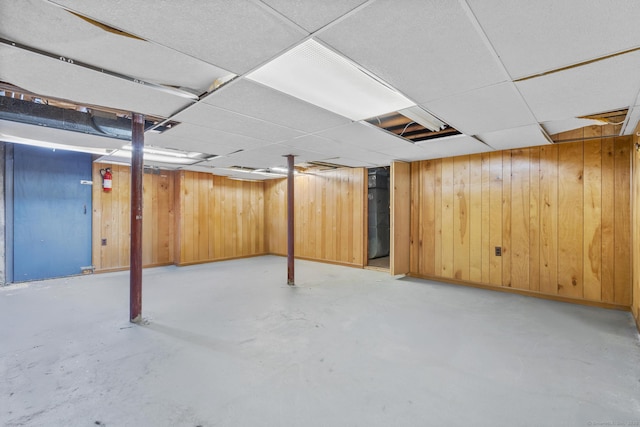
[13,145,92,282]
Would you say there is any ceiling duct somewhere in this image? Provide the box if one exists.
[0,96,173,140]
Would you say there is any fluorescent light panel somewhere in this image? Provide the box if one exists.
[247,39,415,121]
[99,150,198,165]
[0,133,112,155]
[398,106,446,132]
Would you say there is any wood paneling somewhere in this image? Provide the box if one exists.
[174,171,264,265]
[409,137,632,307]
[632,123,640,331]
[92,164,174,271]
[557,142,583,298]
[264,168,366,267]
[391,162,410,275]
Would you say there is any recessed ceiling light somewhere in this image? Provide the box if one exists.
[247,39,414,121]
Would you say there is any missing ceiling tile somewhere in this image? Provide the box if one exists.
[365,110,460,143]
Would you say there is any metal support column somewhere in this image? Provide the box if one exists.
[287,154,295,286]
[130,113,144,322]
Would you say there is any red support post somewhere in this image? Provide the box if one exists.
[130,113,144,322]
[287,154,295,286]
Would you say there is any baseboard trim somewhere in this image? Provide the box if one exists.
[406,273,630,312]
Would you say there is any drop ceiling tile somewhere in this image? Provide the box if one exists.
[477,125,551,151]
[321,157,376,168]
[204,79,350,133]
[0,45,192,118]
[0,0,233,95]
[516,51,640,122]
[173,103,304,143]
[416,134,493,159]
[375,140,429,161]
[466,0,640,79]
[541,118,604,137]
[423,82,536,135]
[260,0,368,32]
[49,0,308,74]
[280,134,350,156]
[143,133,241,157]
[148,123,269,151]
[315,122,403,151]
[319,0,508,103]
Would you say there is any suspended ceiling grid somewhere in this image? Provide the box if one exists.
[1,0,639,179]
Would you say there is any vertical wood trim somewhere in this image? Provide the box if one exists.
[488,152,503,286]
[529,148,541,292]
[453,156,470,280]
[469,154,483,283]
[614,137,632,305]
[502,151,512,287]
[441,158,454,278]
[539,145,558,294]
[480,154,491,283]
[557,142,584,298]
[391,161,411,275]
[510,149,530,290]
[601,139,615,302]
[583,138,602,301]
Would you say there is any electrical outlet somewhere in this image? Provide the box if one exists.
[495,246,502,256]
[102,238,107,246]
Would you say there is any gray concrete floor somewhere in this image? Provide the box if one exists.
[1,255,639,427]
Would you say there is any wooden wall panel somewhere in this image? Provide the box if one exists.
[488,152,503,286]
[469,154,483,283]
[583,138,602,301]
[557,142,583,298]
[391,162,411,275]
[539,144,558,295]
[174,172,264,265]
[510,149,530,290]
[409,136,632,307]
[264,168,366,267]
[453,156,470,280]
[92,164,174,271]
[601,139,616,302]
[632,124,640,330]
[613,137,631,305]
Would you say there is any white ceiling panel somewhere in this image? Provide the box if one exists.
[318,0,508,104]
[477,125,551,151]
[203,79,350,133]
[149,122,268,152]
[423,82,536,135]
[280,134,351,156]
[0,119,122,151]
[374,140,429,161]
[143,133,241,157]
[516,51,640,122]
[541,118,605,136]
[466,0,640,79]
[281,135,396,166]
[0,45,192,118]
[260,0,369,32]
[416,134,493,159]
[173,103,303,143]
[315,122,404,151]
[321,157,375,168]
[49,0,308,74]
[0,0,232,95]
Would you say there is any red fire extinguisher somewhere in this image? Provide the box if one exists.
[100,168,113,192]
